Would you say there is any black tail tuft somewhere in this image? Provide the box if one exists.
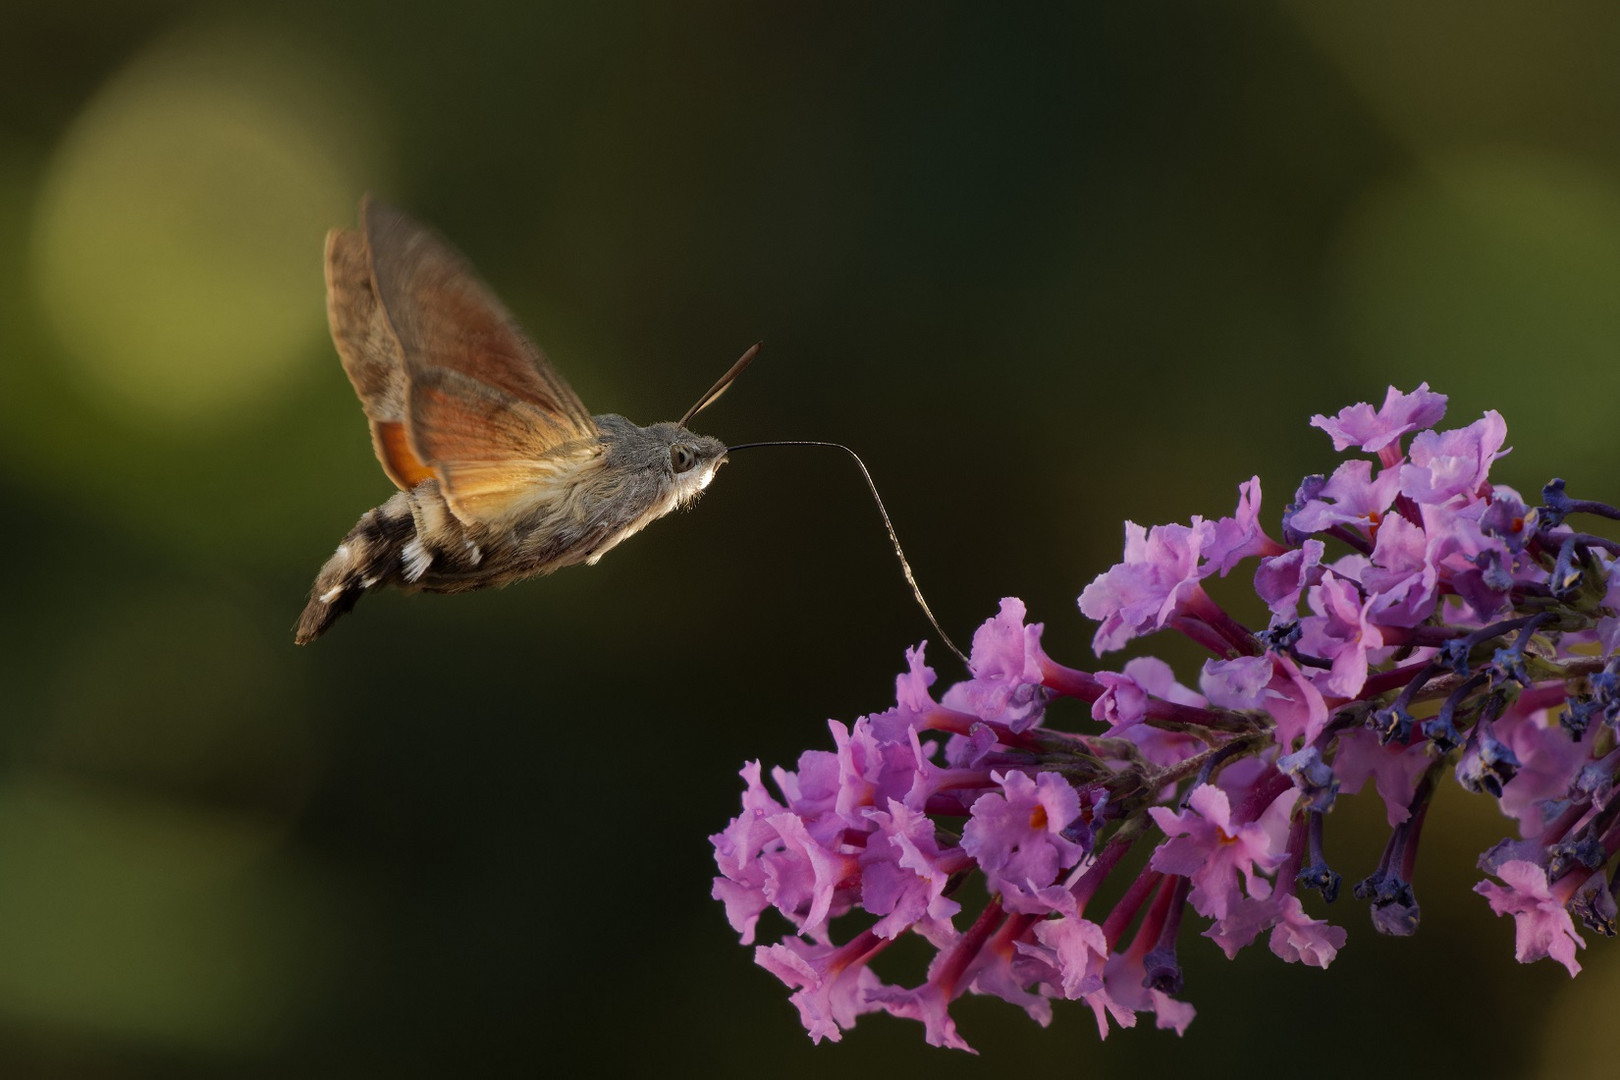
[294,494,414,644]
[295,580,367,644]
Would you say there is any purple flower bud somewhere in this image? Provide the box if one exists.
[1297,861,1342,904]
[1547,835,1605,881]
[1472,546,1517,594]
[1480,489,1536,551]
[1369,704,1414,745]
[1279,747,1339,813]
[1355,869,1421,937]
[1456,729,1521,797]
[1438,636,1473,675]
[1478,837,1546,876]
[1490,645,1531,688]
[1591,657,1620,730]
[1141,946,1184,994]
[1574,761,1612,803]
[1420,713,1464,754]
[1541,478,1573,527]
[1555,696,1594,738]
[1257,619,1302,652]
[1281,474,1329,546]
[1550,535,1585,599]
[1540,478,1620,528]
[1570,874,1617,937]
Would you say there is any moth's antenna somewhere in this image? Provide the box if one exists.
[725,439,969,666]
[683,342,762,427]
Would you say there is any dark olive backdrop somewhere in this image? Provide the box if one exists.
[3,2,1618,1076]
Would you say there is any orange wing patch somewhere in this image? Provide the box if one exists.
[406,367,600,525]
[435,447,603,525]
[372,420,435,489]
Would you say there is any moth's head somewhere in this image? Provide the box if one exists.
[596,416,729,507]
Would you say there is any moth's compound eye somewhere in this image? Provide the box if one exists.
[671,444,697,473]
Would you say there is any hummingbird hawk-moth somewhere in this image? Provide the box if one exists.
[295,197,755,644]
[297,197,966,660]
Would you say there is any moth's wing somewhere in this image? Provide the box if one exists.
[359,197,601,524]
[405,365,603,524]
[324,223,435,490]
[362,198,596,434]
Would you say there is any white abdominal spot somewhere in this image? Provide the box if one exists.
[402,538,433,582]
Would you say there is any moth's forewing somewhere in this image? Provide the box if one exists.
[356,198,603,525]
[325,225,433,489]
[361,200,596,430]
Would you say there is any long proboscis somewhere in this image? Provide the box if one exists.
[682,342,762,427]
[724,440,969,666]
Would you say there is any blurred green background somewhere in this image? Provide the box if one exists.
[3,1,1619,1075]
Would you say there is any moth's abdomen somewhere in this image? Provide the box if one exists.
[296,481,503,643]
[295,490,420,644]
[294,447,685,643]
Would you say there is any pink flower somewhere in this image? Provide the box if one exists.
[1080,518,1216,654]
[756,933,891,1043]
[1400,410,1509,506]
[1255,538,1325,615]
[831,718,925,824]
[1092,668,1152,730]
[1199,655,1274,711]
[864,645,941,742]
[943,597,1050,730]
[1148,785,1292,921]
[757,810,860,942]
[1018,914,1110,1000]
[961,923,1057,1027]
[1310,383,1448,454]
[1265,653,1331,748]
[1096,658,1208,769]
[1296,571,1385,698]
[1099,942,1196,1035]
[1495,705,1597,839]
[1286,459,1402,537]
[1361,513,1438,628]
[1474,860,1585,976]
[962,771,1087,913]
[1334,727,1432,827]
[1423,499,1520,620]
[1203,477,1282,573]
[1266,895,1348,968]
[866,946,977,1052]
[711,761,791,944]
[860,800,964,939]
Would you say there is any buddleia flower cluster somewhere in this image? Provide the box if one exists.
[710,385,1620,1051]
